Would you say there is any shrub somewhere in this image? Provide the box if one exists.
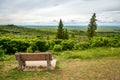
[0,48,5,57]
[0,48,10,61]
[30,44,38,52]
[35,40,49,52]
[26,46,33,53]
[16,40,30,52]
[90,37,109,47]
[47,40,55,50]
[0,38,11,54]
[108,38,119,47]
[53,44,62,52]
[90,37,120,48]
[0,38,30,54]
[7,39,29,54]
[61,40,75,50]
[54,39,62,44]
[75,42,90,50]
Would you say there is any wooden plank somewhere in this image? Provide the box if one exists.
[15,52,52,61]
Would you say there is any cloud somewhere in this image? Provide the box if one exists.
[0,0,120,25]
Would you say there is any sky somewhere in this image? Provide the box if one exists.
[0,0,120,25]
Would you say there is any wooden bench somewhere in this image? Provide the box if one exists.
[15,52,53,71]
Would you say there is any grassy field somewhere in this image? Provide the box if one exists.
[0,47,120,80]
[0,25,120,80]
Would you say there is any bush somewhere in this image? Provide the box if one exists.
[54,39,62,44]
[0,48,10,61]
[90,37,120,48]
[9,40,29,53]
[26,46,33,53]
[35,40,49,52]
[0,38,11,54]
[53,44,62,52]
[61,40,75,50]
[74,37,120,51]
[47,40,55,50]
[0,48,5,57]
[90,37,109,47]
[108,38,119,47]
[75,42,90,50]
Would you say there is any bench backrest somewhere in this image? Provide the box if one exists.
[15,52,52,61]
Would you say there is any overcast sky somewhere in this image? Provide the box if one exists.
[0,0,120,25]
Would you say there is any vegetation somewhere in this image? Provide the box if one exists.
[58,47,120,59]
[56,19,64,39]
[87,13,97,38]
[0,25,56,39]
[0,47,120,80]
[0,16,120,80]
[56,19,69,39]
[0,35,119,55]
[63,29,69,39]
[53,44,62,52]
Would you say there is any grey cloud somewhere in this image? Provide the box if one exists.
[0,0,120,24]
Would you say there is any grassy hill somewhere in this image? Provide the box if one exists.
[0,25,86,39]
[0,25,56,39]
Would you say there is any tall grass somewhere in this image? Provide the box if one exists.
[58,47,120,59]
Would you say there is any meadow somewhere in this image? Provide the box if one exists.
[0,47,120,80]
[0,25,120,80]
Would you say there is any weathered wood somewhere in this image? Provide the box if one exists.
[15,52,53,70]
[15,53,26,70]
[46,53,51,69]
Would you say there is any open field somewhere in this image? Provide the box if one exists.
[0,25,120,80]
[0,47,120,80]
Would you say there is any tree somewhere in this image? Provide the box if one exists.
[63,29,69,39]
[56,19,64,39]
[87,13,97,38]
[56,19,69,39]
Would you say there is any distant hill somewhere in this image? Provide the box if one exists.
[0,24,120,39]
[0,25,56,39]
[18,24,120,29]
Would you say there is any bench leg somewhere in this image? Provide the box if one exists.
[22,61,26,70]
[47,60,51,69]
[18,60,23,70]
[46,54,51,69]
[18,60,25,71]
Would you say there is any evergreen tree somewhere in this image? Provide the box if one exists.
[87,13,97,38]
[56,19,64,39]
[63,29,69,39]
[56,19,69,39]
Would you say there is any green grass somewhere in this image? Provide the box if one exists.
[0,47,120,80]
[56,47,120,59]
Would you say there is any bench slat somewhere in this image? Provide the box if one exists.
[15,53,52,61]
